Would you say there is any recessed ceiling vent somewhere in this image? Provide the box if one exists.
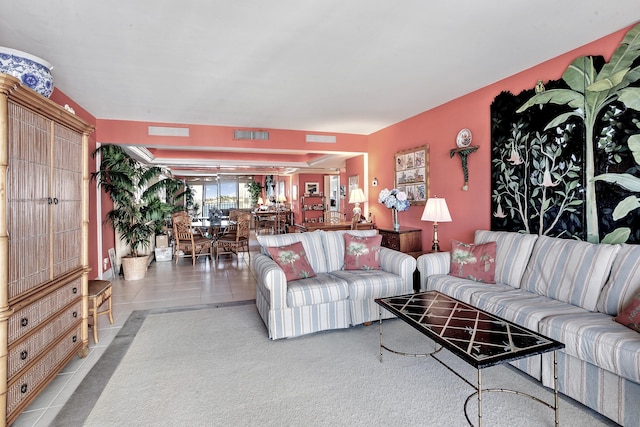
[306,134,336,143]
[148,126,189,137]
[234,129,269,141]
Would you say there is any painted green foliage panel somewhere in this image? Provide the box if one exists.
[490,23,640,243]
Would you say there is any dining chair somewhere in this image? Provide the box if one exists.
[324,210,343,224]
[216,212,251,261]
[172,211,213,265]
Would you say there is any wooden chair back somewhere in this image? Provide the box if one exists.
[324,210,343,224]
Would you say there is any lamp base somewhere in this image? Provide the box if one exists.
[431,222,441,252]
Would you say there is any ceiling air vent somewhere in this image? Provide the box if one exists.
[234,129,269,140]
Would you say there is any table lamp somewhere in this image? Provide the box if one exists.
[421,196,452,252]
[348,188,366,216]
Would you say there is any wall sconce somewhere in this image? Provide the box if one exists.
[348,188,366,216]
[421,196,452,252]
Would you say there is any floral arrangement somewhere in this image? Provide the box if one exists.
[378,188,410,211]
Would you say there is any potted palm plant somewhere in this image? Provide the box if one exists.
[92,144,189,280]
[247,180,263,206]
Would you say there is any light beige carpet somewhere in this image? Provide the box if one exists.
[78,304,615,426]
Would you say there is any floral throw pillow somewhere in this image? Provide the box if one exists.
[344,234,382,270]
[614,291,640,333]
[450,240,497,283]
[267,241,316,282]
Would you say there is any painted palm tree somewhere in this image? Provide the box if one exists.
[517,23,640,243]
[347,242,370,269]
[277,250,301,275]
[451,248,476,277]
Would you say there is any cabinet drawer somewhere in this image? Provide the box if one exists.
[381,233,400,250]
[6,325,82,420]
[8,279,81,344]
[7,300,81,379]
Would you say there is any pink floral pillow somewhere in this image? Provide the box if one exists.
[267,241,316,282]
[344,234,382,270]
[614,291,640,333]
[450,240,497,283]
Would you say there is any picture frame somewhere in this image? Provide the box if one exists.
[394,144,429,205]
[108,247,118,278]
[348,175,358,189]
[305,182,319,195]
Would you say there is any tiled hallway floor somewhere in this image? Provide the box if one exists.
[13,245,259,427]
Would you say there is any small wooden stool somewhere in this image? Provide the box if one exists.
[88,280,114,343]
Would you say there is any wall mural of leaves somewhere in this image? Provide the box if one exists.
[490,23,640,244]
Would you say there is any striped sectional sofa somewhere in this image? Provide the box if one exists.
[253,229,416,340]
[417,230,640,426]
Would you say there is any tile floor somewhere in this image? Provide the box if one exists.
[12,243,259,427]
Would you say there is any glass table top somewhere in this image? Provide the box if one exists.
[376,291,564,368]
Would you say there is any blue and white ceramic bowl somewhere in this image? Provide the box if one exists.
[0,47,54,98]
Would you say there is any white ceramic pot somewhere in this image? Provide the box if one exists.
[0,46,54,97]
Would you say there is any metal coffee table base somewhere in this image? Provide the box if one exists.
[378,307,560,427]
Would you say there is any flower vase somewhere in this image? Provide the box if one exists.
[392,208,400,231]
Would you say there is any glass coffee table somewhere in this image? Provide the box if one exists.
[375,290,564,427]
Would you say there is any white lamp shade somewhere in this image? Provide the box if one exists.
[277,193,287,202]
[257,197,264,205]
[421,197,452,222]
[348,188,366,204]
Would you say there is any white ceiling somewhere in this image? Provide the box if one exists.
[1,1,639,173]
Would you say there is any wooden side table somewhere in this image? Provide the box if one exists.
[378,227,422,253]
[88,280,114,344]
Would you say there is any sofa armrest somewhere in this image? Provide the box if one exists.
[253,253,288,310]
[416,252,451,291]
[380,247,417,293]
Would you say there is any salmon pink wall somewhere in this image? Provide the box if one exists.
[49,89,104,278]
[96,119,368,154]
[50,23,634,272]
[367,25,634,252]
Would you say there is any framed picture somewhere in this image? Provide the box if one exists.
[394,144,429,205]
[305,182,319,195]
[108,247,118,278]
[348,175,358,189]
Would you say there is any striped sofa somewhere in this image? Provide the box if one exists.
[417,230,640,426]
[253,229,416,340]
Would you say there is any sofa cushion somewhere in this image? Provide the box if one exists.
[257,231,328,273]
[321,229,378,272]
[597,243,640,315]
[474,230,538,288]
[471,288,587,331]
[330,270,405,301]
[286,273,350,308]
[520,235,620,311]
[426,275,513,304]
[539,312,640,384]
[614,291,640,333]
[266,241,316,282]
[344,234,382,270]
[450,240,496,283]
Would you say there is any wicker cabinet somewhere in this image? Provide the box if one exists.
[0,74,93,425]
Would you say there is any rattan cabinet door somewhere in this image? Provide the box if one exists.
[51,123,83,278]
[6,102,52,300]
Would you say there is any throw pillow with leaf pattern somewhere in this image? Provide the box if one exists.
[267,241,316,282]
[450,239,496,283]
[344,234,382,270]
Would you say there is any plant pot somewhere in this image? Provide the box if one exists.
[121,255,149,281]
